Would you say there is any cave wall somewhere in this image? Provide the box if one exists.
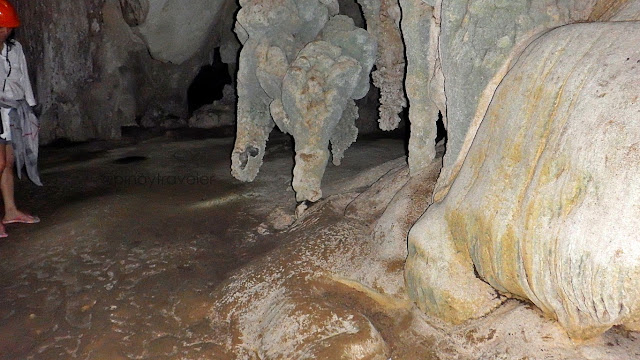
[13,0,239,143]
[135,0,227,64]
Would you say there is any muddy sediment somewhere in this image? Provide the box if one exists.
[0,130,406,359]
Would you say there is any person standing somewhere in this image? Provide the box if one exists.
[0,0,41,238]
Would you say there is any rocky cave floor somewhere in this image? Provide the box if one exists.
[0,128,408,359]
[1,128,640,360]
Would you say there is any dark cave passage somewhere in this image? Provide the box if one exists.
[187,47,233,115]
[436,111,447,145]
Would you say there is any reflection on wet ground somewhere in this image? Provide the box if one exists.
[0,131,406,359]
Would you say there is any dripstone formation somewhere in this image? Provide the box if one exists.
[231,0,407,203]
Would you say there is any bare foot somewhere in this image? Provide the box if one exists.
[3,210,40,225]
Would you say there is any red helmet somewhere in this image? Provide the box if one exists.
[0,0,19,28]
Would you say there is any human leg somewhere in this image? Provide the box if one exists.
[1,144,38,224]
[0,144,7,236]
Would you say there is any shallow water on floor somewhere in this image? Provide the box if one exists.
[0,138,288,359]
[0,133,407,359]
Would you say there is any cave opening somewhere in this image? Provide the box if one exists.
[435,111,447,146]
[187,47,232,116]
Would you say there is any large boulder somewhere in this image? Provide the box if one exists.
[406,21,640,340]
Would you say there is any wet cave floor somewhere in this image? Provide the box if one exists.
[0,129,408,359]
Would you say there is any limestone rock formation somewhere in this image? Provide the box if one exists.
[231,1,376,202]
[209,197,393,359]
[406,21,640,340]
[187,103,235,129]
[400,0,446,174]
[231,0,332,185]
[429,0,640,199]
[359,0,407,131]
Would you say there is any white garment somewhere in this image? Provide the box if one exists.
[0,41,36,141]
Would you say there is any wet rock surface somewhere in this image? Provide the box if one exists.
[0,130,405,359]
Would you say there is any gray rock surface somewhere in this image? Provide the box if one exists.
[283,40,363,201]
[135,0,227,64]
[231,0,330,184]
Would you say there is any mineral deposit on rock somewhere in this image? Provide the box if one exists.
[406,21,640,340]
